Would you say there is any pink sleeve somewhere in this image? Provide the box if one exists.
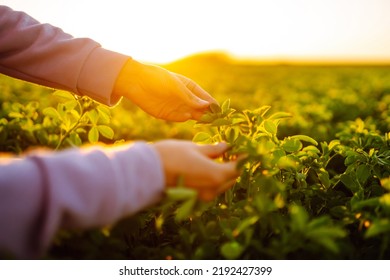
[0,142,165,259]
[0,5,129,105]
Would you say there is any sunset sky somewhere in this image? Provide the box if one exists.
[3,0,390,63]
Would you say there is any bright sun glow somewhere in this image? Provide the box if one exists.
[3,0,390,63]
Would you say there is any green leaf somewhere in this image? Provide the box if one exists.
[64,100,78,110]
[42,107,60,119]
[226,127,239,143]
[166,188,197,201]
[220,241,244,260]
[97,125,114,139]
[253,105,271,117]
[351,197,379,210]
[68,109,80,120]
[311,237,340,254]
[344,151,367,166]
[290,135,318,146]
[330,206,349,219]
[233,216,259,237]
[210,103,222,114]
[307,216,335,229]
[198,113,215,123]
[256,137,276,154]
[8,112,24,119]
[344,155,357,166]
[306,223,346,253]
[318,168,330,188]
[277,156,298,169]
[221,99,231,113]
[56,103,66,118]
[290,205,309,231]
[211,118,231,126]
[302,145,321,154]
[340,173,360,193]
[328,140,341,151]
[193,132,212,143]
[356,164,371,185]
[87,109,99,125]
[231,113,247,125]
[365,219,390,238]
[282,138,303,153]
[175,197,197,222]
[60,116,71,132]
[268,112,292,120]
[263,120,277,135]
[53,90,75,100]
[68,132,82,147]
[88,126,99,143]
[272,148,286,162]
[97,107,111,123]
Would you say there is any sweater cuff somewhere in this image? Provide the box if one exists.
[108,142,166,216]
[77,47,130,106]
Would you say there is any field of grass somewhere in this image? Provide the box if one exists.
[1,54,390,259]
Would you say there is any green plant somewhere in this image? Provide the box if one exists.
[42,91,114,149]
[0,90,113,152]
[2,63,390,260]
[45,98,390,260]
[186,100,347,259]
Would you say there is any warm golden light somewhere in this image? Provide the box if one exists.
[3,0,390,64]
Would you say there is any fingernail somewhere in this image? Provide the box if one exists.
[197,99,209,106]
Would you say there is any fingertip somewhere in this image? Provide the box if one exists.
[193,98,210,109]
[190,110,205,121]
[216,141,229,150]
[212,141,229,153]
[197,142,229,158]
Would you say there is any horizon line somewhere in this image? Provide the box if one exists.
[159,51,390,66]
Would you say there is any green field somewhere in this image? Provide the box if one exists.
[1,54,390,259]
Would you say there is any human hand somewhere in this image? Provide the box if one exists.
[153,140,240,201]
[114,59,217,121]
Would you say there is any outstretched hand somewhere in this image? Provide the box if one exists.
[114,59,217,121]
[153,140,240,201]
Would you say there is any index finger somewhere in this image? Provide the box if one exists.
[175,74,218,105]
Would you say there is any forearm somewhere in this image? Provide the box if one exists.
[0,5,129,105]
[0,142,165,259]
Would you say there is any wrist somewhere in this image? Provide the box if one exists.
[113,58,145,101]
[77,47,129,106]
